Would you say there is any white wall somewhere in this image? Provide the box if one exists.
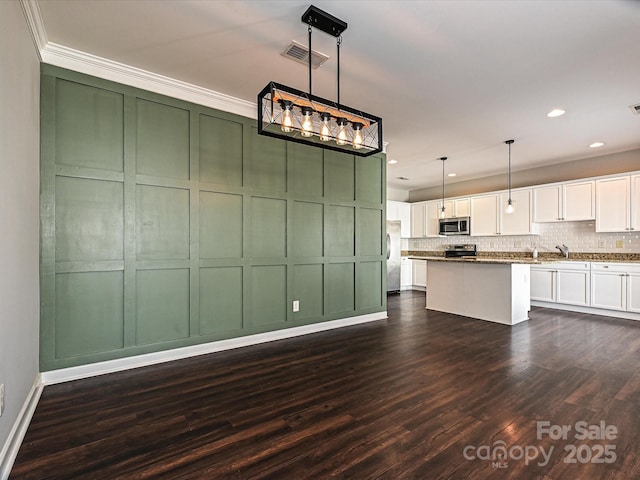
[0,0,41,475]
[409,221,640,254]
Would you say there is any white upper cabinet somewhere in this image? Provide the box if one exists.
[387,201,411,237]
[410,202,426,237]
[533,185,561,222]
[436,200,454,219]
[436,198,469,219]
[564,181,595,221]
[533,181,594,222]
[500,189,536,235]
[425,201,441,237]
[632,174,640,232]
[470,194,499,236]
[455,198,471,217]
[596,176,631,232]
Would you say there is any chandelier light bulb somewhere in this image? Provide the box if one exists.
[352,122,364,149]
[336,118,348,145]
[301,107,314,137]
[320,112,331,141]
[280,101,294,133]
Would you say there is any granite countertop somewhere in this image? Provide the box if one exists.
[403,251,640,264]
[410,256,550,265]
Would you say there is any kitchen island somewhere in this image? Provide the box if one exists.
[425,257,540,325]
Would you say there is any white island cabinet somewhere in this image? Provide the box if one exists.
[426,259,531,325]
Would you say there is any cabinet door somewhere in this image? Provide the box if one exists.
[628,272,640,313]
[425,201,441,237]
[591,271,626,311]
[631,175,640,232]
[531,268,556,302]
[500,190,533,235]
[412,260,427,287]
[401,257,413,289]
[386,201,399,221]
[398,202,411,238]
[436,200,454,219]
[556,269,590,306]
[533,185,561,222]
[596,177,630,232]
[471,195,499,236]
[563,181,595,221]
[410,203,426,237]
[455,198,470,217]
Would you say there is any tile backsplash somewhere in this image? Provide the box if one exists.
[408,221,640,254]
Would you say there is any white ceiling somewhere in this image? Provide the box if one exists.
[37,0,640,190]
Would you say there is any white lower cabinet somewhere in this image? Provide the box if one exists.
[556,267,590,306]
[412,259,427,288]
[591,263,640,313]
[401,257,413,290]
[531,262,590,307]
[629,272,640,313]
[530,267,556,302]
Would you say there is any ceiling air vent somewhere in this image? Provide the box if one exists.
[630,103,640,116]
[281,40,329,69]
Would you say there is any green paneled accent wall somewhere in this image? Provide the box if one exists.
[136,185,190,260]
[54,79,124,172]
[328,263,355,314]
[136,269,190,345]
[55,271,124,358]
[199,114,243,187]
[199,267,243,334]
[136,99,190,179]
[199,192,243,259]
[40,65,386,371]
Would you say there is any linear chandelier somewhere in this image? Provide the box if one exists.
[257,5,383,157]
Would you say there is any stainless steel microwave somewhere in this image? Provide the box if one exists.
[438,216,471,236]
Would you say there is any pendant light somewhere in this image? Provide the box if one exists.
[505,139,515,214]
[440,157,447,218]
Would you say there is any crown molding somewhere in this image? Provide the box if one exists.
[19,0,47,60]
[41,43,257,119]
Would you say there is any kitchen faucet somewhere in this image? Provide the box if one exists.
[555,244,569,258]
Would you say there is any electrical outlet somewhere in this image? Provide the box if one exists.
[616,240,624,248]
[598,240,605,248]
[514,241,521,248]
[292,300,300,312]
[0,383,4,416]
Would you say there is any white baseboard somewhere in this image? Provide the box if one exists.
[531,301,640,321]
[41,311,388,386]
[0,375,43,480]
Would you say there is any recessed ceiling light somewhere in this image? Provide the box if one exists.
[547,109,566,118]
[397,176,409,181]
[448,173,456,177]
[388,159,398,164]
[589,142,605,148]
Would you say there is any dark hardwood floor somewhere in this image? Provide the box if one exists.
[10,292,640,479]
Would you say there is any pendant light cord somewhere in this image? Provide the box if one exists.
[308,24,313,96]
[505,139,514,201]
[337,36,342,105]
[440,157,447,212]
[508,142,511,198]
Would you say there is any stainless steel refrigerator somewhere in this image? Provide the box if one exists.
[386,220,401,293]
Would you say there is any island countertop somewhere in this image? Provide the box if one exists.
[413,256,550,265]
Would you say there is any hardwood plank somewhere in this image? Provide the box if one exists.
[10,292,640,479]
